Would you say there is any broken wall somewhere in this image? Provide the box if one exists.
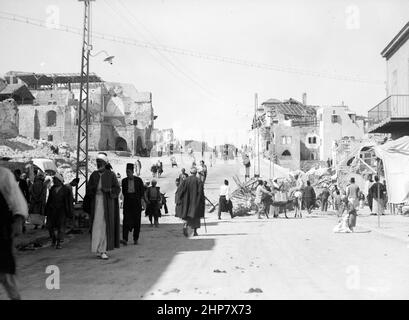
[0,99,19,138]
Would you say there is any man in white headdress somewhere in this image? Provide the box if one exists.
[86,153,121,260]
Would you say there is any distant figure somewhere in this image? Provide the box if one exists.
[151,163,158,178]
[209,153,213,167]
[320,185,331,212]
[369,175,386,216]
[144,179,162,227]
[333,196,357,233]
[218,179,233,219]
[254,180,273,219]
[294,189,303,218]
[302,181,316,215]
[346,177,360,210]
[198,160,208,184]
[0,166,28,300]
[174,178,183,218]
[327,158,331,168]
[243,154,251,181]
[135,158,142,176]
[179,168,189,181]
[365,174,374,211]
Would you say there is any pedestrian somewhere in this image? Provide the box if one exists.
[28,173,47,229]
[254,180,273,219]
[294,189,303,218]
[346,177,360,210]
[262,181,273,218]
[365,174,374,212]
[218,179,234,219]
[151,163,158,178]
[383,179,388,211]
[302,180,316,215]
[179,168,189,181]
[320,185,330,212]
[176,167,205,237]
[332,185,340,210]
[198,160,207,184]
[121,163,145,245]
[369,175,386,216]
[13,169,29,234]
[333,196,355,233]
[0,166,28,300]
[157,160,163,177]
[65,178,79,227]
[358,191,365,209]
[144,179,162,227]
[333,190,342,217]
[86,152,121,260]
[243,154,251,181]
[174,178,184,218]
[209,152,213,167]
[135,157,142,176]
[45,173,73,249]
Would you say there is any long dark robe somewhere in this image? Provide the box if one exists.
[175,184,184,218]
[121,176,144,228]
[45,185,72,229]
[29,177,47,215]
[177,175,205,228]
[0,191,14,274]
[302,186,316,209]
[86,169,121,251]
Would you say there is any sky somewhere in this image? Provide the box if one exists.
[0,0,408,146]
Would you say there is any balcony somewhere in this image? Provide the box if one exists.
[368,95,409,135]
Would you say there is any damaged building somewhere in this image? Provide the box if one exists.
[250,95,368,171]
[2,71,156,155]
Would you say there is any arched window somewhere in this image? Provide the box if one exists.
[46,110,57,127]
[282,150,291,157]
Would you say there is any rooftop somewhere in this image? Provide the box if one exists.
[261,97,317,117]
[4,71,103,86]
[381,21,409,60]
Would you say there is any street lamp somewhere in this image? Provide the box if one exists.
[89,47,115,64]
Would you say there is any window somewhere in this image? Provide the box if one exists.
[312,137,317,144]
[331,115,339,123]
[281,136,292,145]
[46,110,57,127]
[281,136,286,145]
[47,134,53,142]
[286,136,292,144]
[282,150,291,157]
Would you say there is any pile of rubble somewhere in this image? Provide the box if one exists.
[0,135,99,183]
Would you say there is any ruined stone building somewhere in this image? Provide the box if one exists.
[249,95,368,171]
[1,71,156,155]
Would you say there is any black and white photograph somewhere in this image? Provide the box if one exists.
[1,0,409,305]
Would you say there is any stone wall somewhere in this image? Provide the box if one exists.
[0,99,19,138]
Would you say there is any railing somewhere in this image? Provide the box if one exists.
[368,95,409,129]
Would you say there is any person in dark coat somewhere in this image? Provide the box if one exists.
[320,185,331,212]
[145,179,162,227]
[0,167,28,300]
[302,180,316,215]
[14,169,29,234]
[29,173,47,229]
[45,173,72,249]
[176,167,205,237]
[121,163,145,245]
[86,153,121,260]
[175,178,184,218]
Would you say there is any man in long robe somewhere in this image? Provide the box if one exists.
[0,166,28,300]
[121,163,144,245]
[176,167,205,237]
[86,153,120,260]
[302,180,316,215]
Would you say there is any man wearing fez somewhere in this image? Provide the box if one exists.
[86,152,121,260]
[121,163,145,245]
[176,167,205,237]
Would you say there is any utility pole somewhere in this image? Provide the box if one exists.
[255,93,260,178]
[75,0,94,203]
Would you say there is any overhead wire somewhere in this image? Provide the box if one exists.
[0,10,384,85]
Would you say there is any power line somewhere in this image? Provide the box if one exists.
[0,10,384,85]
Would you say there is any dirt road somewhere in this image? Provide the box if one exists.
[2,156,409,300]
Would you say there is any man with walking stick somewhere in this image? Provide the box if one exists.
[176,167,205,237]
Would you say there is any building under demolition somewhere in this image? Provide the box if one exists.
[0,71,156,155]
[250,96,368,171]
